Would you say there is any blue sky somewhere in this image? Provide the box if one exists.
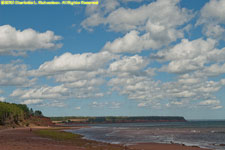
[0,0,225,119]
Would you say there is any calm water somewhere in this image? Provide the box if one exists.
[66,121,225,150]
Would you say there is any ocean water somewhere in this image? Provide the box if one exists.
[66,121,225,150]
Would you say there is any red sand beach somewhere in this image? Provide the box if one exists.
[0,127,211,150]
[0,127,84,150]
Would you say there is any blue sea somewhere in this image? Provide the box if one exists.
[66,121,225,150]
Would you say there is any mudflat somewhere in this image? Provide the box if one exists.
[0,127,211,150]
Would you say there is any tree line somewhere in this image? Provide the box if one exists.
[0,101,43,126]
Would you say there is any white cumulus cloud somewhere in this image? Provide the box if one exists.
[197,0,225,39]
[0,62,36,87]
[0,25,62,55]
[0,97,5,102]
[38,51,116,74]
[22,99,43,105]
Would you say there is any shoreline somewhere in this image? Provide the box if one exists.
[65,127,211,150]
[0,126,211,150]
[128,142,211,150]
[63,125,214,150]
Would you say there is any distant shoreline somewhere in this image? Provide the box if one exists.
[51,116,186,124]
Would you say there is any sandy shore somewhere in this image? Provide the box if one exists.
[0,127,211,150]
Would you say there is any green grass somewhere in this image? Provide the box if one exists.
[34,129,82,141]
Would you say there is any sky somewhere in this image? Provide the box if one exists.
[0,0,225,119]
